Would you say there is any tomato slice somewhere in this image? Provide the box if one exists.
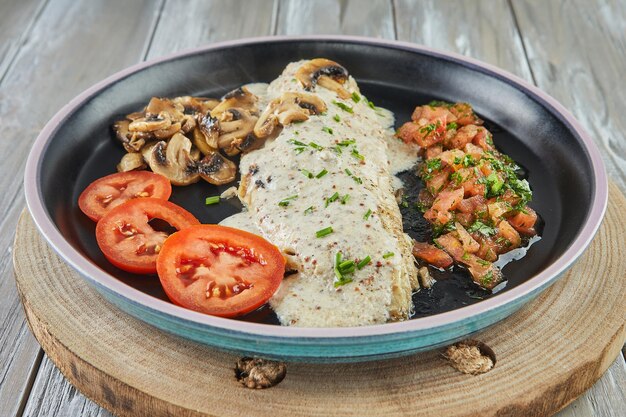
[79,171,172,221]
[95,198,200,274]
[156,225,285,318]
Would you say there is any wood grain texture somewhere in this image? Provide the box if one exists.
[0,0,45,82]
[511,0,626,194]
[394,0,534,81]
[276,0,395,38]
[146,0,276,60]
[12,183,626,416]
[0,0,161,415]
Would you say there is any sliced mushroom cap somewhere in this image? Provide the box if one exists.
[198,112,221,148]
[254,92,327,138]
[197,151,237,185]
[145,97,185,120]
[143,133,200,186]
[128,114,171,133]
[113,120,151,152]
[192,126,215,155]
[172,96,220,114]
[211,87,258,116]
[217,108,258,150]
[117,152,147,172]
[295,58,350,98]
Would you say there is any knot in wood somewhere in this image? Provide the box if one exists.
[443,340,496,375]
[235,357,287,389]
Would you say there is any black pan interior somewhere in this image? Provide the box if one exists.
[39,40,593,324]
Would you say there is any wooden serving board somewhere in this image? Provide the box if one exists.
[13,183,626,417]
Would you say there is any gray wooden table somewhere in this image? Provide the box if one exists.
[1,0,624,416]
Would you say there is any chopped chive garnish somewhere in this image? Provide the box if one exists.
[364,208,372,220]
[205,196,220,205]
[308,142,324,150]
[322,126,334,134]
[331,146,342,155]
[315,169,328,178]
[304,206,314,215]
[301,169,314,178]
[278,195,298,207]
[345,168,352,176]
[340,194,350,204]
[339,260,354,269]
[295,147,306,154]
[337,139,356,146]
[352,176,363,184]
[367,100,376,109]
[333,100,354,113]
[357,256,371,269]
[329,192,340,203]
[333,114,341,122]
[351,148,365,161]
[382,252,395,259]
[289,139,307,146]
[351,92,361,103]
[315,226,334,238]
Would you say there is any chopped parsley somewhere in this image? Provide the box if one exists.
[333,100,354,113]
[420,121,441,134]
[462,154,476,167]
[467,220,497,236]
[483,172,505,198]
[205,196,220,205]
[446,121,458,130]
[450,171,464,185]
[432,221,456,238]
[428,100,452,107]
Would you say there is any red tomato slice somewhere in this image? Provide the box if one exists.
[95,198,200,274]
[79,171,172,221]
[156,225,285,318]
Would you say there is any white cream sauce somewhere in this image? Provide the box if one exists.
[221,61,420,327]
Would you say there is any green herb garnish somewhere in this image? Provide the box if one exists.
[351,92,361,103]
[304,206,315,215]
[351,148,365,161]
[382,252,395,259]
[467,220,497,236]
[308,142,324,151]
[333,100,354,113]
[340,194,350,204]
[333,114,341,122]
[315,169,328,179]
[364,209,372,220]
[301,169,314,178]
[337,139,356,146]
[205,196,220,205]
[316,226,334,238]
[446,121,458,130]
[357,256,371,269]
[322,126,333,134]
[278,195,298,207]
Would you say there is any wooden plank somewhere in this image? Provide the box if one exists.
[0,0,45,82]
[21,356,113,417]
[394,0,534,81]
[15,0,277,415]
[276,0,395,38]
[146,0,276,60]
[511,0,626,193]
[0,0,162,416]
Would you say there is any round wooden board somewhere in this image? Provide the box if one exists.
[13,183,626,417]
